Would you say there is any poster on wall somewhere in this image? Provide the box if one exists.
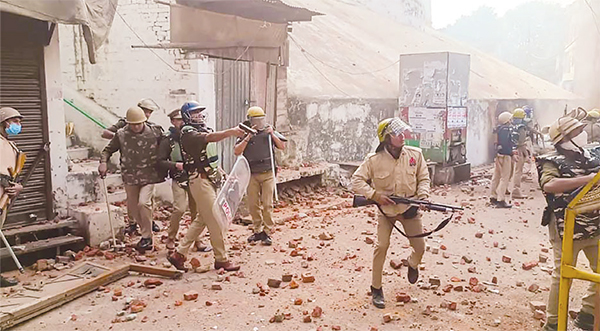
[408,107,445,133]
[447,107,467,129]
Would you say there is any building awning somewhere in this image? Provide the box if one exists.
[0,0,118,64]
[132,0,317,64]
[175,0,320,23]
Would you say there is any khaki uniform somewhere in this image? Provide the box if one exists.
[584,121,600,143]
[101,124,165,238]
[157,128,205,242]
[510,125,530,196]
[0,135,19,227]
[177,127,227,262]
[352,146,430,288]
[248,172,275,235]
[539,161,598,324]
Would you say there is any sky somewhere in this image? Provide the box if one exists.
[431,0,576,28]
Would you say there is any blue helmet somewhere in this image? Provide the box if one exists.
[180,101,206,124]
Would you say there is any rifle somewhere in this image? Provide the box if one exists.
[352,195,463,213]
[352,195,463,239]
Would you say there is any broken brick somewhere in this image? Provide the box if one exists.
[190,258,201,269]
[184,291,199,301]
[86,249,99,257]
[365,237,374,245]
[533,310,546,320]
[502,256,512,263]
[301,273,315,283]
[493,242,499,248]
[475,232,483,239]
[492,276,498,284]
[130,304,144,313]
[539,254,548,263]
[469,277,479,286]
[395,292,411,303]
[294,298,303,305]
[522,261,539,270]
[390,259,402,270]
[443,284,453,292]
[113,288,123,296]
[282,274,293,282]
[174,300,183,306]
[383,313,392,323]
[144,278,163,288]
[311,306,323,318]
[267,279,282,288]
[303,316,312,323]
[530,301,546,312]
[449,302,458,311]
[332,326,341,330]
[467,267,476,273]
[205,301,213,306]
[211,283,223,290]
[104,252,115,260]
[289,280,300,289]
[528,284,540,292]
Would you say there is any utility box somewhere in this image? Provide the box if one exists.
[398,52,471,184]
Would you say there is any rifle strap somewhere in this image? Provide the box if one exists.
[376,205,454,239]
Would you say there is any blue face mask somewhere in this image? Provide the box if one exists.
[6,123,22,136]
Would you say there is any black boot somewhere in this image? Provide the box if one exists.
[261,232,272,246]
[408,265,419,284]
[370,286,385,309]
[247,232,263,243]
[574,311,595,330]
[496,201,512,209]
[137,237,153,251]
[152,221,161,232]
[0,275,18,288]
[489,197,498,205]
[123,223,138,236]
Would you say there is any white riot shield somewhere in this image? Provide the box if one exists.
[213,156,251,232]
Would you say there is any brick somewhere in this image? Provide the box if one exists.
[467,267,477,273]
[311,306,322,318]
[502,256,512,263]
[184,291,198,301]
[528,284,539,292]
[86,248,100,257]
[130,304,144,313]
[395,292,411,303]
[443,284,453,292]
[539,254,548,263]
[144,278,163,288]
[282,274,293,282]
[469,277,479,286]
[57,256,71,264]
[301,273,315,283]
[211,283,223,290]
[294,298,303,305]
[390,259,402,270]
[365,237,374,244]
[429,277,441,286]
[267,279,282,288]
[104,252,115,260]
[522,261,539,271]
[36,259,49,271]
[475,232,483,238]
[529,301,546,312]
[492,276,498,284]
[303,315,312,323]
[113,287,123,296]
[449,302,457,310]
[190,258,201,269]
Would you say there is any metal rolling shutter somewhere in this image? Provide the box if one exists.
[1,13,53,227]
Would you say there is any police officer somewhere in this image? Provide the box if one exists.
[158,109,210,252]
[351,118,430,309]
[490,112,517,208]
[537,116,599,331]
[510,108,531,199]
[0,107,24,287]
[102,98,162,234]
[234,107,286,246]
[99,106,166,251]
[168,101,244,272]
[101,98,160,139]
[583,109,600,144]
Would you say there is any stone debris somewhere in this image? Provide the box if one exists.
[184,291,198,301]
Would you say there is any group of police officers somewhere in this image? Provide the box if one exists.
[1,100,599,330]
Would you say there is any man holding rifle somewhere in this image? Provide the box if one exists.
[0,107,24,287]
[351,117,430,309]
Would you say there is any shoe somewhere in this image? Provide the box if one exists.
[542,323,557,331]
[167,251,188,271]
[0,275,18,288]
[261,232,272,246]
[124,223,138,235]
[165,238,176,250]
[490,197,498,205]
[137,237,153,251]
[370,286,385,309]
[152,221,161,232]
[194,241,213,252]
[496,201,512,209]
[214,260,241,272]
[574,311,595,330]
[512,190,527,199]
[247,232,263,243]
[408,265,419,284]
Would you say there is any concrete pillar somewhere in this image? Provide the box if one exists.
[44,27,69,216]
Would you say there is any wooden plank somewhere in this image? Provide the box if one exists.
[0,265,130,330]
[129,264,183,279]
[0,235,84,259]
[2,219,78,237]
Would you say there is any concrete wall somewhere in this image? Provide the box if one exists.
[59,0,214,134]
[44,27,69,216]
[282,97,397,165]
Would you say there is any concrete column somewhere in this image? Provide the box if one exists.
[44,27,69,216]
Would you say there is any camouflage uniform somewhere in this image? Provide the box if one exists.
[106,118,161,135]
[536,147,600,325]
[101,124,165,239]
